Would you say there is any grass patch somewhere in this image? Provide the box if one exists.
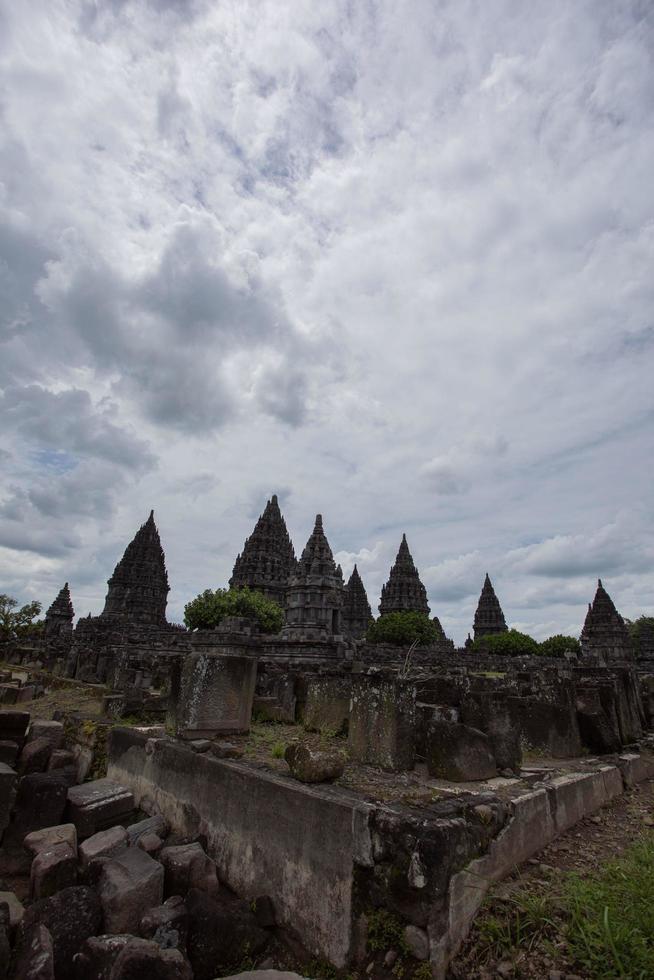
[473,833,654,978]
[367,908,408,954]
[271,741,286,759]
[562,832,654,978]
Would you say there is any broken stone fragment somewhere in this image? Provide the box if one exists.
[96,846,164,934]
[24,823,78,859]
[126,813,169,846]
[30,842,77,900]
[108,937,192,980]
[284,741,346,783]
[185,887,269,980]
[0,762,17,835]
[7,774,68,843]
[403,924,429,961]
[426,720,497,782]
[209,740,244,759]
[19,737,53,775]
[0,740,19,767]
[47,749,76,772]
[78,825,129,869]
[136,831,163,856]
[0,890,24,931]
[159,842,220,899]
[27,721,65,751]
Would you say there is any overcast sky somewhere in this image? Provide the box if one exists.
[1,0,652,644]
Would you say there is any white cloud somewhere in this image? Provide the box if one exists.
[0,0,652,642]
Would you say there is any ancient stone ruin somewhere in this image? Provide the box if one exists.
[2,494,654,979]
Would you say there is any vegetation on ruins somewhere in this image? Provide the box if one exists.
[366,611,441,646]
[183,586,284,633]
[538,634,581,658]
[627,615,654,648]
[0,593,43,640]
[472,628,539,656]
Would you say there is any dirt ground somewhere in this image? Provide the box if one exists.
[448,778,654,980]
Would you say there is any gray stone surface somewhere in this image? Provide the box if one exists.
[97,846,164,934]
[0,740,19,767]
[109,937,192,980]
[348,675,415,771]
[27,721,65,751]
[79,826,129,868]
[0,890,24,928]
[126,814,168,846]
[176,654,257,738]
[7,773,68,843]
[67,778,135,838]
[30,842,77,900]
[20,885,102,979]
[0,761,17,834]
[426,720,497,782]
[159,842,219,898]
[13,923,55,980]
[140,895,188,952]
[24,824,77,858]
[19,737,53,774]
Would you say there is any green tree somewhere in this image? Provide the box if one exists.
[0,594,43,641]
[538,634,581,658]
[366,611,441,647]
[472,628,539,656]
[627,616,654,654]
[183,587,283,634]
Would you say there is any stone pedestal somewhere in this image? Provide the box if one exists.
[348,675,415,771]
[175,654,257,738]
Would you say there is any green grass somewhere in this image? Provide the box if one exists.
[563,833,654,979]
[476,833,654,979]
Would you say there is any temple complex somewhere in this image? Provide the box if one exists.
[230,494,297,606]
[378,534,430,616]
[581,578,633,661]
[282,515,344,639]
[342,565,373,639]
[473,573,508,640]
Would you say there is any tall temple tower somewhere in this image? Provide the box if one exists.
[342,565,373,639]
[580,579,632,661]
[473,574,507,640]
[230,494,297,606]
[100,511,169,626]
[43,582,74,658]
[283,515,344,639]
[378,534,430,615]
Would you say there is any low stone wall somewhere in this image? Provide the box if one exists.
[107,727,373,966]
[107,728,654,978]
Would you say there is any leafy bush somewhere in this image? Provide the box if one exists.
[366,612,441,647]
[627,615,654,654]
[0,594,43,641]
[538,634,581,658]
[472,629,539,657]
[183,587,283,634]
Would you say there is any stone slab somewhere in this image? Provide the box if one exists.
[66,778,135,838]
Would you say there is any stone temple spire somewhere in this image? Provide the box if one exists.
[473,573,507,640]
[378,534,430,616]
[230,494,296,605]
[44,582,74,648]
[283,514,344,638]
[342,565,373,639]
[101,511,169,626]
[580,579,632,661]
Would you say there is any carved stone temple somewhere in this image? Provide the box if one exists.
[473,573,508,640]
[342,565,373,639]
[282,514,344,639]
[230,494,297,605]
[42,582,74,665]
[581,578,633,661]
[101,511,170,625]
[378,534,430,615]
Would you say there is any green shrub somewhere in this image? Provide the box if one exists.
[184,586,283,633]
[538,634,581,658]
[472,629,539,657]
[271,741,286,759]
[366,908,408,953]
[367,612,440,647]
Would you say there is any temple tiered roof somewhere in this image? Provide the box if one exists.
[379,534,430,616]
[44,582,74,647]
[473,574,507,640]
[101,511,169,625]
[342,565,373,639]
[230,494,296,605]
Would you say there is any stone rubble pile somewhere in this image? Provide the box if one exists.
[0,710,279,980]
